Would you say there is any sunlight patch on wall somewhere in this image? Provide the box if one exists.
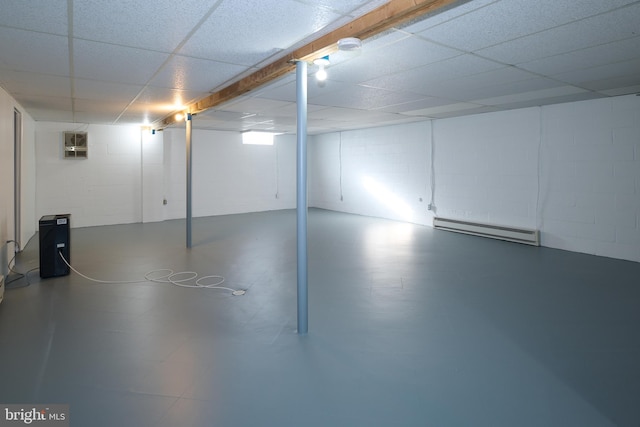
[361,175,414,222]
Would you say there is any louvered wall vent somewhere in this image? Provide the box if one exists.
[63,131,88,159]
[433,217,540,246]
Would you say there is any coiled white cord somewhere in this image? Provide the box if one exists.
[59,252,246,296]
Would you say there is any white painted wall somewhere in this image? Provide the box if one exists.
[309,121,432,225]
[0,87,36,276]
[539,95,640,261]
[141,130,164,223]
[434,108,541,228]
[28,94,640,263]
[162,128,296,219]
[310,95,640,262]
[35,123,144,228]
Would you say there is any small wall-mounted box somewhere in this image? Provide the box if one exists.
[64,131,88,159]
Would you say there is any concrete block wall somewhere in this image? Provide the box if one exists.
[35,123,143,228]
[540,95,640,261]
[141,130,164,223]
[29,94,640,262]
[434,108,540,229]
[310,121,431,225]
[163,129,296,219]
[310,95,640,262]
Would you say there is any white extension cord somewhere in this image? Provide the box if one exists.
[58,251,246,296]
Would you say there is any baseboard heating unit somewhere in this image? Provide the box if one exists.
[433,217,540,246]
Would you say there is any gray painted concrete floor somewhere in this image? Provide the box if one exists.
[1,209,639,427]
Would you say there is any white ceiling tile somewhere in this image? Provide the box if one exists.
[0,70,71,98]
[136,86,206,107]
[551,59,640,86]
[149,55,247,92]
[580,74,640,92]
[518,37,640,76]
[401,0,498,34]
[354,29,412,55]
[73,0,215,52]
[74,98,128,115]
[309,106,366,120]
[198,110,253,121]
[250,74,297,98]
[473,86,589,106]
[1,0,638,130]
[16,94,72,111]
[488,92,604,111]
[269,102,327,117]
[373,96,458,113]
[253,78,354,103]
[477,3,640,64]
[74,79,143,102]
[0,0,68,35]
[363,54,505,95]
[219,98,292,114]
[180,0,341,66]
[73,40,170,85]
[329,37,462,84]
[427,105,500,119]
[293,0,384,15]
[418,0,640,52]
[310,84,426,109]
[74,112,123,124]
[0,27,69,75]
[403,102,486,117]
[28,107,74,122]
[424,74,565,101]
[599,85,640,96]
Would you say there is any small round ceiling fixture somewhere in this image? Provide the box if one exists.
[338,37,362,51]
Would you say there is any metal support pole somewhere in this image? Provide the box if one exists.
[186,113,193,248]
[296,61,308,335]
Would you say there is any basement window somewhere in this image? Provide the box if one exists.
[242,131,275,146]
[64,131,88,158]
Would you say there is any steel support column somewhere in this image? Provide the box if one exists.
[186,113,193,248]
[296,61,308,334]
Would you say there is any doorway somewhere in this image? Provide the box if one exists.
[14,108,22,250]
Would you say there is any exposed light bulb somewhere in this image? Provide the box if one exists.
[316,65,327,81]
[314,55,330,82]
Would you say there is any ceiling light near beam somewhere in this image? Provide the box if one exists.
[313,55,330,82]
[337,37,361,51]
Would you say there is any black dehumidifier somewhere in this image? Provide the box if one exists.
[39,214,71,278]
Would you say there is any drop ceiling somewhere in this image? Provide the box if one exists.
[1,0,639,134]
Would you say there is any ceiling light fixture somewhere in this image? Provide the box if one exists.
[338,37,362,51]
[313,55,330,82]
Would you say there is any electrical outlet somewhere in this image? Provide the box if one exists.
[163,199,168,205]
[427,204,434,211]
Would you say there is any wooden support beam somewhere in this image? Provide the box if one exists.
[154,0,462,129]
